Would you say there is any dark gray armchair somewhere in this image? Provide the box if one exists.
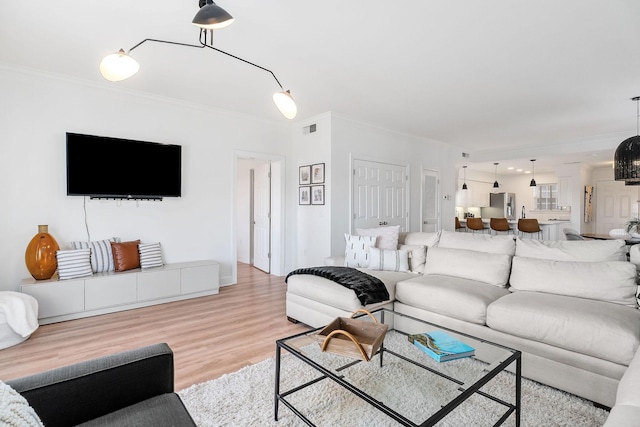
[7,343,196,427]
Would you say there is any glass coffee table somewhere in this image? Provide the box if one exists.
[274,308,521,426]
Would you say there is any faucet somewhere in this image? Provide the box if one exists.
[521,206,526,219]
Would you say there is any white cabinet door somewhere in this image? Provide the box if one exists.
[137,269,181,301]
[22,279,85,318]
[85,274,137,310]
[558,177,572,206]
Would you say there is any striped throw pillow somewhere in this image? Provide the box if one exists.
[56,249,93,280]
[367,247,409,272]
[138,242,164,269]
[70,238,117,273]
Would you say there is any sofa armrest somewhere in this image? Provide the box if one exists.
[7,343,175,427]
[324,256,345,266]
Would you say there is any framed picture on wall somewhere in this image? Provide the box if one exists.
[311,163,325,184]
[311,185,325,205]
[299,165,311,185]
[299,186,311,205]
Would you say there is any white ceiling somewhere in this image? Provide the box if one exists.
[2,1,639,171]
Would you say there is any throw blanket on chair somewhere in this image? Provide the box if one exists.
[285,266,390,306]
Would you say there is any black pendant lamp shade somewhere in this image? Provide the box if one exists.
[462,165,468,190]
[193,0,234,29]
[529,159,537,187]
[493,162,499,188]
[614,97,640,183]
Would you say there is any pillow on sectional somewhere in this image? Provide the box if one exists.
[138,242,164,269]
[367,248,409,272]
[344,234,377,268]
[423,246,512,287]
[398,244,427,273]
[56,249,93,280]
[0,380,44,427]
[401,232,440,248]
[509,257,638,308]
[514,237,627,262]
[356,225,400,250]
[70,238,118,273]
[438,230,515,256]
[111,240,141,272]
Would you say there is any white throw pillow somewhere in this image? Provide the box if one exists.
[402,232,440,248]
[138,242,164,269]
[509,257,638,307]
[424,246,512,287]
[514,238,627,262]
[344,234,377,268]
[438,230,516,256]
[356,225,400,250]
[0,380,44,427]
[399,244,427,274]
[70,238,118,273]
[367,248,409,272]
[56,249,93,280]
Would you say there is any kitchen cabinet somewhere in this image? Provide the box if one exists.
[558,177,572,207]
[456,180,491,207]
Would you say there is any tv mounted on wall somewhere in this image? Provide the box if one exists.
[66,132,182,200]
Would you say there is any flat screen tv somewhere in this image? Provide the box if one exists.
[66,132,182,199]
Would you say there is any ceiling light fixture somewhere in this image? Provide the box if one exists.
[99,1,296,120]
[614,96,640,183]
[529,159,537,187]
[192,0,234,29]
[462,165,468,190]
[493,162,500,188]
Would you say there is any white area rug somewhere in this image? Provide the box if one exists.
[179,332,609,426]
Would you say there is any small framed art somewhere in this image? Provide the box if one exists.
[311,185,325,205]
[311,163,325,184]
[299,186,311,205]
[299,165,311,185]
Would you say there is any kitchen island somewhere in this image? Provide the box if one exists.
[459,219,570,240]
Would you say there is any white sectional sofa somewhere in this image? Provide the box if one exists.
[285,230,640,422]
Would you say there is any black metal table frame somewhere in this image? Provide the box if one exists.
[274,309,521,427]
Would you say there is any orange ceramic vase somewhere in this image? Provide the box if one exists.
[25,225,60,280]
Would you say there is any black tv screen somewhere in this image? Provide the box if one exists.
[66,133,182,199]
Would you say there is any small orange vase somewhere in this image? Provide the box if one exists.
[25,225,60,280]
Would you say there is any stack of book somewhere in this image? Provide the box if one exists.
[408,330,475,362]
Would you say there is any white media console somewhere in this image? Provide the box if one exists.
[20,260,219,324]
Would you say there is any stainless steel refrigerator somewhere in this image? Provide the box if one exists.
[481,193,516,220]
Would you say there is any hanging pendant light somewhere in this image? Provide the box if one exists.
[192,0,234,29]
[99,49,140,82]
[614,96,640,183]
[493,162,500,188]
[462,165,468,190]
[529,159,537,187]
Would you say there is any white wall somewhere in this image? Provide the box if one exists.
[0,66,294,290]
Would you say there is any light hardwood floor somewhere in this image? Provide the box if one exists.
[0,263,309,390]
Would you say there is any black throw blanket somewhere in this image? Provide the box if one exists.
[285,266,390,306]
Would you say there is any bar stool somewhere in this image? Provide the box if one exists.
[490,218,513,235]
[466,218,487,234]
[455,217,466,232]
[518,218,542,239]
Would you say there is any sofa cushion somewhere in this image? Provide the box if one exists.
[509,257,638,308]
[77,393,195,427]
[398,244,426,274]
[396,275,510,325]
[438,230,515,256]
[424,246,512,287]
[343,234,377,268]
[399,232,440,248]
[287,269,415,312]
[367,248,409,272]
[356,225,400,250]
[487,292,640,365]
[515,237,627,261]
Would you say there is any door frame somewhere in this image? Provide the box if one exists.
[421,168,441,232]
[232,151,285,284]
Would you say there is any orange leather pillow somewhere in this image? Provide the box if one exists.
[111,240,141,272]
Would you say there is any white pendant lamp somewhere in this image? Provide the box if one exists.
[273,90,297,120]
[99,49,140,82]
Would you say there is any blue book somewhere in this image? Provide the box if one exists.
[408,330,475,362]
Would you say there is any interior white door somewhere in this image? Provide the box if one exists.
[352,159,409,232]
[421,169,440,232]
[252,162,271,273]
[595,180,639,234]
